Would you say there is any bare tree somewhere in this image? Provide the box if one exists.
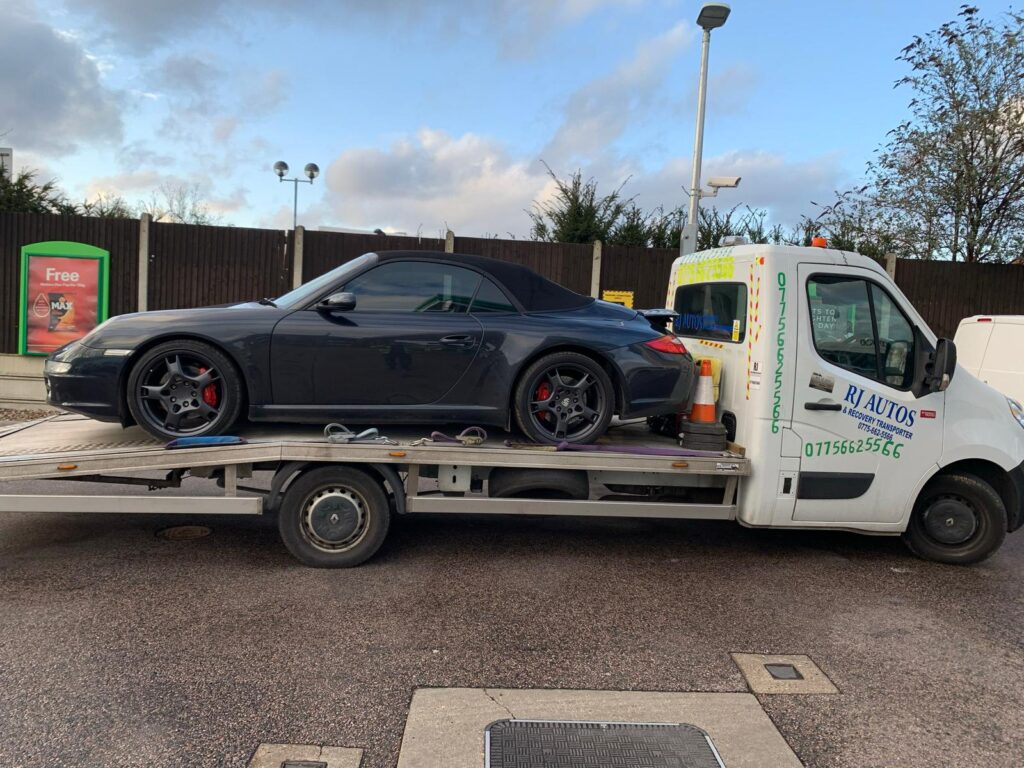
[139,182,220,225]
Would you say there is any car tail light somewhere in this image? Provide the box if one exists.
[645,334,688,354]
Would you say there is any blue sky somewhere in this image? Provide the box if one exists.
[4,0,1007,236]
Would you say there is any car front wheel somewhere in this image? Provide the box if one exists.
[513,351,614,444]
[126,339,243,441]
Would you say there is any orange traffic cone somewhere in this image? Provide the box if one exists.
[689,359,717,423]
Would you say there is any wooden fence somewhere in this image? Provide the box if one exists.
[896,259,1024,338]
[4,211,1024,354]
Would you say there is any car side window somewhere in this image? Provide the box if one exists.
[342,261,482,313]
[470,278,516,313]
[807,275,915,388]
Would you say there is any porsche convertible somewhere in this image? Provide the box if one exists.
[44,251,695,444]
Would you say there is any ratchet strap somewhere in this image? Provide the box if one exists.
[324,423,398,445]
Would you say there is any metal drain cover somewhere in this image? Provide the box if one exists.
[156,525,212,541]
[485,720,724,767]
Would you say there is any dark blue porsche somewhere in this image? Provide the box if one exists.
[44,251,695,444]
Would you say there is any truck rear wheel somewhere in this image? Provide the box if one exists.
[903,471,1007,565]
[278,466,390,567]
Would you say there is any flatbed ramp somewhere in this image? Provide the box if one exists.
[0,414,750,545]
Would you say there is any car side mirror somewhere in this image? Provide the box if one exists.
[925,337,957,393]
[317,291,356,312]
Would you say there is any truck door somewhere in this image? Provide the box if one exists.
[790,264,943,524]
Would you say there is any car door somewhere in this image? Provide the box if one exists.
[271,260,484,406]
[790,264,944,524]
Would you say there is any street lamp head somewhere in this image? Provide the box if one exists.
[696,2,730,30]
[273,160,289,178]
[304,162,320,181]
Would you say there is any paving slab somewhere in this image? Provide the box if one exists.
[248,742,362,768]
[731,654,839,695]
[397,687,803,768]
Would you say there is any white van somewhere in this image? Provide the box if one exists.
[954,316,1024,404]
[666,243,1024,564]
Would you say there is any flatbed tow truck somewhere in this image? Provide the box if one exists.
[4,243,1024,567]
[0,414,749,567]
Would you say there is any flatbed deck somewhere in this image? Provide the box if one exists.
[0,414,749,481]
[0,414,751,564]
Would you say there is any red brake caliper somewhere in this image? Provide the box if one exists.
[197,367,218,407]
[536,382,552,422]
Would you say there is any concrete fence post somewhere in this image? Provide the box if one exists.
[884,252,897,280]
[292,225,305,289]
[445,229,455,253]
[590,240,602,298]
[137,213,151,312]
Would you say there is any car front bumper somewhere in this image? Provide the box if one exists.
[44,342,133,423]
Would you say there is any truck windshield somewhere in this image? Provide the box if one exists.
[673,282,747,342]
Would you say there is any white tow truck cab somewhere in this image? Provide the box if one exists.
[667,243,1024,562]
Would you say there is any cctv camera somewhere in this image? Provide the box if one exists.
[707,176,741,189]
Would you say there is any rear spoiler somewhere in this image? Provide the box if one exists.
[638,308,678,332]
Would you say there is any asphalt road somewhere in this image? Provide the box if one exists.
[0,475,1022,767]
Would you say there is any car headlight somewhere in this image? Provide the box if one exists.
[44,360,72,375]
[1009,398,1024,430]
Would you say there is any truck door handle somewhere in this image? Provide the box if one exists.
[804,401,843,411]
[439,334,475,348]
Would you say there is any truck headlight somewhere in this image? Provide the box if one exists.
[1009,398,1024,430]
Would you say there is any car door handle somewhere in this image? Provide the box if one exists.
[804,401,843,411]
[439,334,476,348]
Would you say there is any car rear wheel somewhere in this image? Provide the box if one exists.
[513,351,614,444]
[126,339,243,441]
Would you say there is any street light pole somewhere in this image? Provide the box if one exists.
[273,161,320,230]
[680,3,731,256]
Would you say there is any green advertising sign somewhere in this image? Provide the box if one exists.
[18,241,110,356]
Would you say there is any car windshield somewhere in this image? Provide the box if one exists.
[273,253,377,309]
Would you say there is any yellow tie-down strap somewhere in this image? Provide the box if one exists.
[692,355,722,402]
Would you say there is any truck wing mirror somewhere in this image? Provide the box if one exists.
[925,337,957,393]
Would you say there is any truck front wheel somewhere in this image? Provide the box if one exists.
[278,466,391,567]
[903,471,1007,565]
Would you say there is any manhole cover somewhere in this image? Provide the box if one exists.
[156,525,212,541]
[485,720,724,767]
[764,663,803,681]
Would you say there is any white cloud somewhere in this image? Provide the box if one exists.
[318,125,846,237]
[543,21,694,162]
[630,149,847,226]
[320,128,555,235]
[0,5,122,154]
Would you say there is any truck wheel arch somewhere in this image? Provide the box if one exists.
[916,459,1021,533]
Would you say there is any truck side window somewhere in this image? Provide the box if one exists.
[673,282,746,342]
[807,276,915,389]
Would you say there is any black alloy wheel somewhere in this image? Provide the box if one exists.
[126,339,243,441]
[514,351,614,444]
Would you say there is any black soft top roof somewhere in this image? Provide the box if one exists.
[373,250,594,312]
